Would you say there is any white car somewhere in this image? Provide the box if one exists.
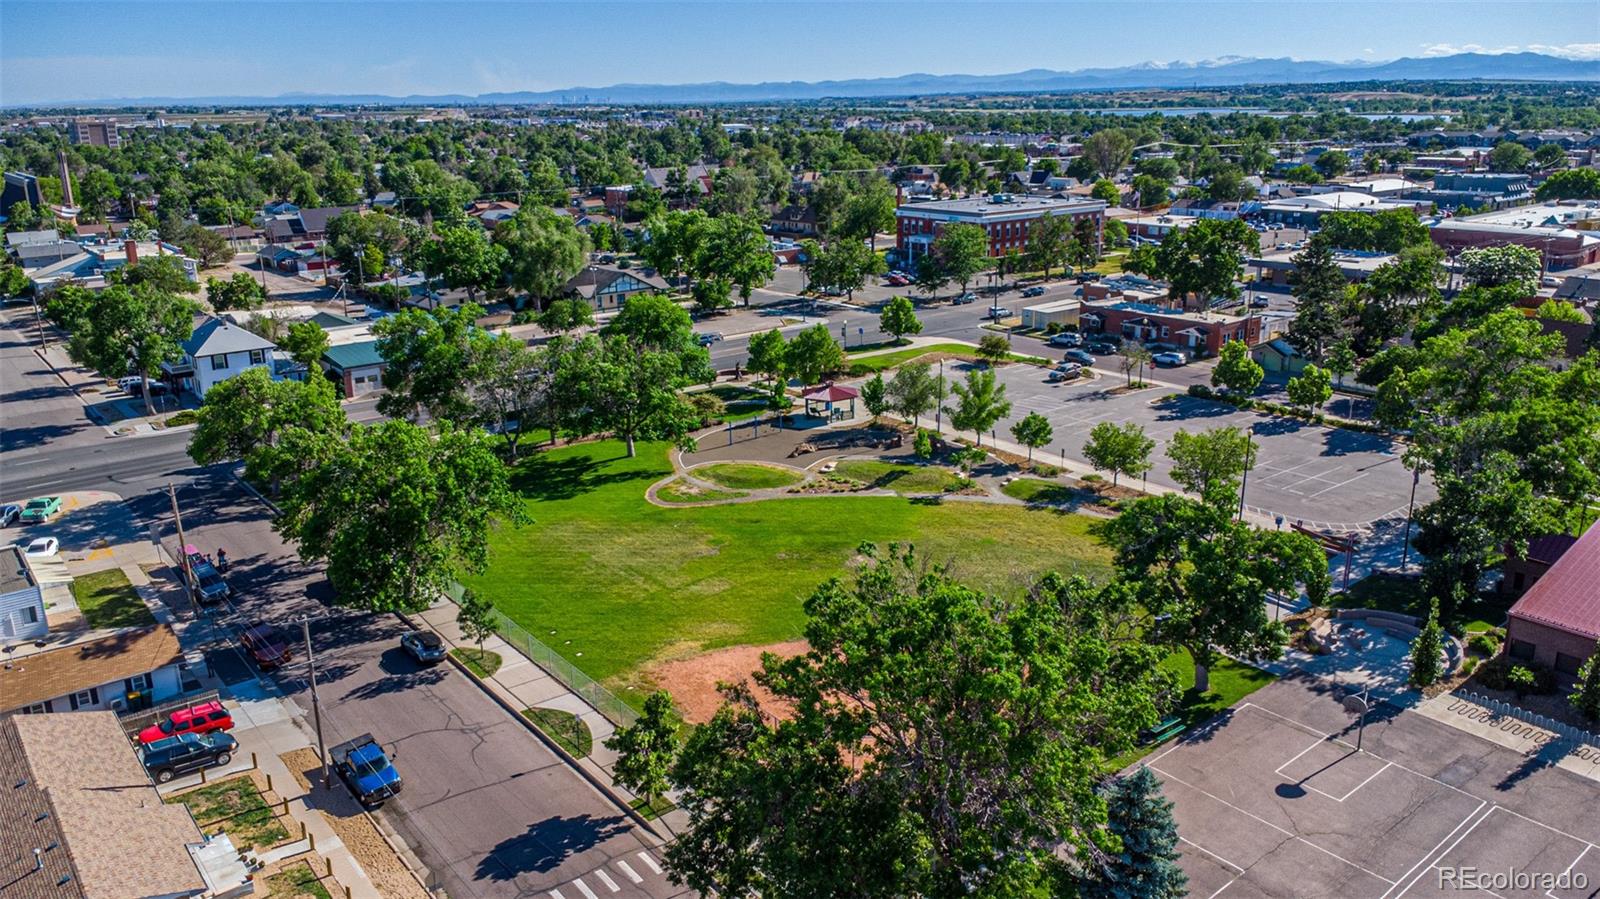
[1152,352,1188,367]
[24,537,59,558]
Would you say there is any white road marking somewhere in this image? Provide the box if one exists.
[614,860,643,883]
[593,868,620,892]
[572,878,599,899]
[548,891,566,899]
[637,851,663,874]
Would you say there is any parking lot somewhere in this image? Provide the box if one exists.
[983,362,1431,528]
[1147,674,1600,898]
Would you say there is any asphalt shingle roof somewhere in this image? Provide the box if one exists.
[183,318,278,358]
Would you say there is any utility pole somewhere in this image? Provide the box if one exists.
[302,618,330,787]
[1236,424,1256,521]
[1399,465,1421,571]
[168,482,198,614]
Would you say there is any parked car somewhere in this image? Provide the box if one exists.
[117,376,169,397]
[330,734,402,807]
[696,332,724,346]
[19,497,62,522]
[1074,272,1103,283]
[401,631,447,665]
[984,306,1012,319]
[1064,349,1096,366]
[1086,341,1120,355]
[1152,351,1188,367]
[952,292,977,305]
[189,561,231,605]
[137,700,235,745]
[1047,332,1082,348]
[23,537,58,558]
[0,504,20,527]
[884,275,910,287]
[1249,295,1271,308]
[139,732,238,784]
[1048,362,1083,382]
[1021,286,1047,298]
[239,622,294,670]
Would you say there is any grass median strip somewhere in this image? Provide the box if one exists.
[521,707,594,758]
[693,462,803,490]
[450,647,503,678]
[832,459,963,495]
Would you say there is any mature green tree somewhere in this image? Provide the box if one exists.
[1487,141,1533,173]
[913,252,951,301]
[932,222,990,296]
[1571,641,1600,723]
[175,223,231,269]
[976,333,1011,367]
[834,178,897,252]
[784,324,845,386]
[1165,426,1257,508]
[470,332,543,460]
[1283,164,1322,185]
[1026,213,1073,280]
[387,159,477,221]
[275,421,521,613]
[1130,174,1170,209]
[534,297,596,333]
[1123,342,1154,387]
[1151,218,1258,310]
[664,547,1174,897]
[1535,168,1600,201]
[1083,421,1155,487]
[605,292,711,365]
[1459,245,1541,292]
[1286,364,1333,415]
[1083,129,1135,177]
[494,207,589,307]
[373,303,484,424]
[746,328,788,382]
[326,210,411,285]
[1009,411,1053,463]
[860,372,891,423]
[1211,339,1264,397]
[878,295,922,344]
[705,167,761,218]
[699,213,776,305]
[4,201,43,233]
[188,367,347,492]
[1090,178,1122,204]
[1067,217,1102,272]
[1285,239,1357,363]
[639,209,709,285]
[1313,149,1350,178]
[1103,493,1330,691]
[112,255,199,295]
[46,282,199,416]
[1531,143,1569,171]
[945,367,1012,446]
[455,587,499,650]
[582,333,705,457]
[1318,209,1430,254]
[808,238,883,302]
[606,691,679,823]
[692,277,734,314]
[0,261,30,299]
[1409,601,1445,688]
[1078,767,1187,899]
[888,361,940,427]
[419,224,508,304]
[1355,242,1443,354]
[205,272,268,312]
[282,320,330,369]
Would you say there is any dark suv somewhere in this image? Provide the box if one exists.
[139,732,238,783]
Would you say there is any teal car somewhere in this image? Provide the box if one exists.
[20,496,62,522]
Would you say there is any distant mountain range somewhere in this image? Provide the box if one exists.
[21,52,1600,109]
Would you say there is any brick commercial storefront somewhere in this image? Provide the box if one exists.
[895,195,1106,265]
[1506,520,1600,677]
[1079,300,1264,358]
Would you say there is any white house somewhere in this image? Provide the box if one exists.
[164,317,278,399]
[0,545,46,642]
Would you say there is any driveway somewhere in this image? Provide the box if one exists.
[979,362,1432,529]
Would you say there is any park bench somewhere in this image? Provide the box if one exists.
[1140,715,1186,745]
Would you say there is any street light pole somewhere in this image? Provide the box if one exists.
[302,618,330,787]
[1236,424,1256,521]
[1399,465,1421,571]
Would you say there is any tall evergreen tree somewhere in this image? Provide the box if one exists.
[1079,766,1187,899]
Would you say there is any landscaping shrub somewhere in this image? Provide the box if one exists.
[1032,463,1062,477]
[1187,384,1215,399]
[688,392,725,426]
[1507,665,1537,697]
[913,429,933,459]
[1467,633,1500,657]
[164,410,198,427]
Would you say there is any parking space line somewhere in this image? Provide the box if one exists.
[1548,844,1591,899]
[615,859,643,883]
[1387,804,1497,898]
[592,868,621,892]
[572,878,600,899]
[637,852,663,874]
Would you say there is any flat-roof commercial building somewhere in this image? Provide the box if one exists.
[1430,202,1600,270]
[895,194,1106,264]
[1260,192,1427,228]
[1506,520,1600,677]
[1079,300,1263,358]
[67,117,120,148]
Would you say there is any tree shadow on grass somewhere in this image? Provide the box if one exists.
[509,450,669,502]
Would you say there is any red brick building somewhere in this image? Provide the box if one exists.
[895,195,1105,264]
[1079,300,1264,358]
[1506,520,1600,677]
[1431,219,1600,270]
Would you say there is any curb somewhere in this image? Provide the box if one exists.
[427,637,666,843]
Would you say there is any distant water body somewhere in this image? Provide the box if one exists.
[1093,108,1448,122]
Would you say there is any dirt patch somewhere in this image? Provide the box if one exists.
[643,640,810,724]
[279,749,430,899]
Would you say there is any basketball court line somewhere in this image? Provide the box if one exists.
[1548,844,1591,899]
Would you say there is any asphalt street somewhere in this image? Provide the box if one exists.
[0,310,690,899]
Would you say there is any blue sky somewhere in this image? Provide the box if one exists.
[2,1,1596,105]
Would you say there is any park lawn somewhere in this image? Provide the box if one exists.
[1108,651,1276,769]
[847,342,979,372]
[695,462,804,490]
[71,568,156,630]
[656,479,747,504]
[1002,478,1081,504]
[833,459,963,495]
[704,384,770,423]
[465,440,1114,703]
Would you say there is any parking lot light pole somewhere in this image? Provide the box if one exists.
[1399,465,1421,571]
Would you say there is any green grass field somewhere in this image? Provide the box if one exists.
[694,462,804,490]
[71,568,156,630]
[464,440,1115,700]
[846,343,978,372]
[833,459,963,495]
[1002,478,1082,504]
[656,479,747,504]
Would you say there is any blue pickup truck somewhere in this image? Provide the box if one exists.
[330,735,402,807]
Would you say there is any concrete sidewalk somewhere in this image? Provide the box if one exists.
[411,601,692,839]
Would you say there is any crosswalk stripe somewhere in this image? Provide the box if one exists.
[593,869,620,892]
[573,879,599,899]
[637,852,663,874]
[615,860,643,884]
[548,891,565,899]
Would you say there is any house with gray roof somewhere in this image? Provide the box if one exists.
[162,317,279,398]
